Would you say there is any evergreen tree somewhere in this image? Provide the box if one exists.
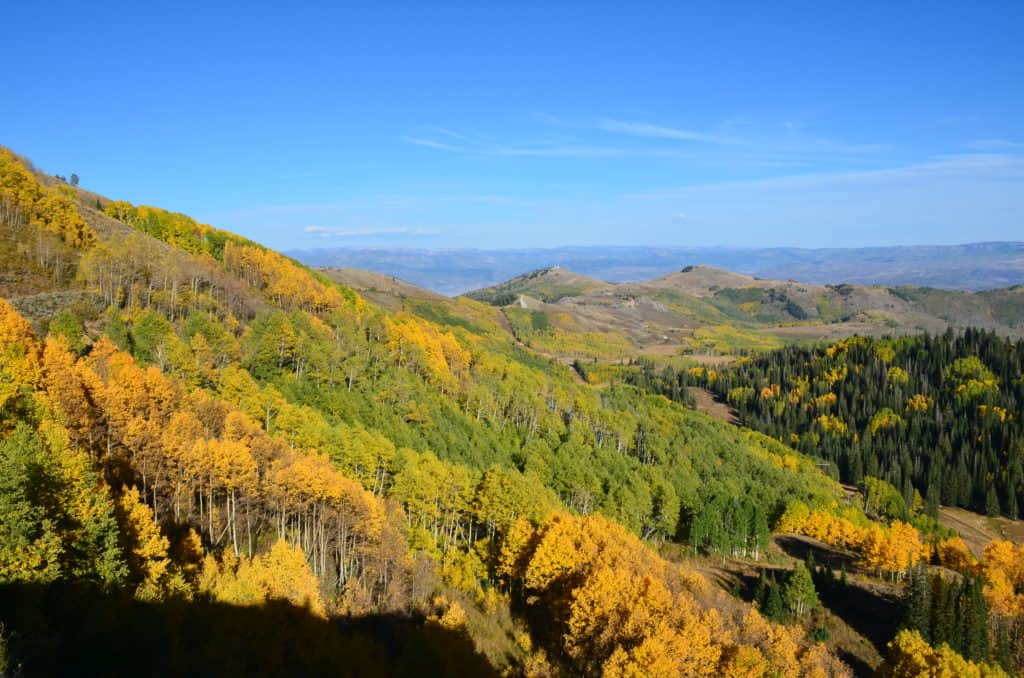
[930,577,949,647]
[900,567,931,642]
[961,576,990,663]
[985,486,1001,517]
[753,569,768,610]
[763,579,784,622]
[994,622,1014,674]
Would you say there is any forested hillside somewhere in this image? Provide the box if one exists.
[675,332,1024,521]
[3,146,1023,676]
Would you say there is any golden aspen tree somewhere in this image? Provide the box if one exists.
[117,486,171,600]
[0,299,42,422]
[936,536,976,575]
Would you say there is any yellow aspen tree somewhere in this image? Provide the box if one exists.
[117,486,171,600]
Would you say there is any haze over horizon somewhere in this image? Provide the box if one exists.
[6,2,1023,251]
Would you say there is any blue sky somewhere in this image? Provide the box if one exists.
[5,2,1023,250]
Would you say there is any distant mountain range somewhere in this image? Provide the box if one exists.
[290,242,1024,296]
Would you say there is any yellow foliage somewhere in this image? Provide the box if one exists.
[878,629,1010,678]
[869,408,904,435]
[935,536,976,575]
[814,392,837,409]
[688,366,718,383]
[0,298,42,419]
[497,517,536,582]
[201,540,326,617]
[875,345,897,363]
[514,512,848,677]
[815,414,848,436]
[823,364,848,385]
[385,314,472,389]
[887,366,910,384]
[777,501,926,578]
[437,600,467,630]
[906,394,931,412]
[0,148,95,247]
[222,241,356,315]
[117,486,171,599]
[981,540,1024,619]
[859,520,928,578]
[977,404,1009,422]
[720,645,768,678]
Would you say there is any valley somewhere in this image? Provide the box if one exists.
[1,146,1022,677]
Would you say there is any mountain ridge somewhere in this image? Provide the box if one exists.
[290,242,1024,295]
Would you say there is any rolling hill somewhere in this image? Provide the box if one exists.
[460,264,1024,363]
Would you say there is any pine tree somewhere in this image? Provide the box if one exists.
[929,577,949,647]
[764,580,784,622]
[805,549,817,574]
[900,567,931,642]
[961,576,990,663]
[753,569,768,609]
[994,622,1014,674]
[985,486,1001,517]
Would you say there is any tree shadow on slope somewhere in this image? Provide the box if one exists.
[776,536,902,657]
[0,582,498,678]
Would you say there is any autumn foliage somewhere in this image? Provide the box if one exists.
[498,512,851,677]
[776,500,929,579]
[879,630,1009,678]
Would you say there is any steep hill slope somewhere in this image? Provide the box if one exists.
[0,146,882,676]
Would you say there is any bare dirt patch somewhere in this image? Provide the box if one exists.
[683,353,740,366]
[938,506,1024,556]
[687,387,739,425]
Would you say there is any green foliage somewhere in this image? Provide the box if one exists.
[410,300,487,335]
[0,152,874,676]
[529,310,548,332]
[502,307,634,361]
[0,424,125,586]
[783,562,820,618]
[687,324,784,354]
[130,309,174,365]
[862,476,910,521]
[901,571,996,667]
[674,329,1024,519]
[104,308,132,351]
[687,494,769,559]
[48,310,86,354]
[762,577,784,621]
[465,267,600,305]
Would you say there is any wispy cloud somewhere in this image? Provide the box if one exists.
[403,113,889,163]
[402,132,623,158]
[595,118,740,145]
[403,137,455,150]
[303,226,439,238]
[786,138,889,154]
[967,139,1024,151]
[625,153,1024,199]
[494,144,623,158]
